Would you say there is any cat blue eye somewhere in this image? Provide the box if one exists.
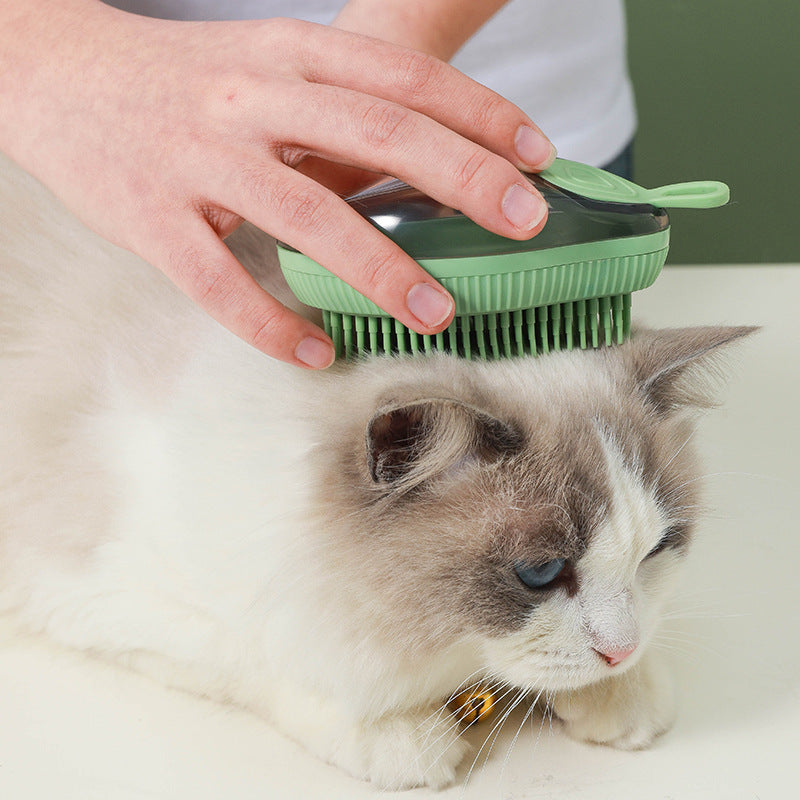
[514,558,566,589]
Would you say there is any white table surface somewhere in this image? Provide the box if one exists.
[2,265,798,800]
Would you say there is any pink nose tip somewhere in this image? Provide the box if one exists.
[595,645,637,666]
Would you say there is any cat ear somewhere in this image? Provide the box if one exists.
[366,398,523,486]
[626,326,757,414]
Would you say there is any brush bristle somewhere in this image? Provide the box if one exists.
[325,294,631,359]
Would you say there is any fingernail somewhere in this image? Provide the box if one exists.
[502,183,547,231]
[295,336,335,369]
[515,125,557,170]
[406,283,454,329]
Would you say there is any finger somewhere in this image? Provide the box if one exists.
[151,217,336,368]
[265,82,548,239]
[219,162,456,334]
[279,20,556,171]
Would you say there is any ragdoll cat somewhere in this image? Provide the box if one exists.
[0,151,752,789]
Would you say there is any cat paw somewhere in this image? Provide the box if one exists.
[335,708,470,790]
[551,653,676,750]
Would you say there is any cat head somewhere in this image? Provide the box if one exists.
[312,326,754,692]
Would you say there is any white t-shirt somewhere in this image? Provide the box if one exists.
[106,0,636,166]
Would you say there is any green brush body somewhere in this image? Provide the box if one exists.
[277,159,728,359]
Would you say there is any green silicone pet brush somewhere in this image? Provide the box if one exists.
[276,158,729,359]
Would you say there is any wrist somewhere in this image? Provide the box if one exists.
[332,0,509,61]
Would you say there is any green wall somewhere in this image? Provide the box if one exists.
[625,1,800,263]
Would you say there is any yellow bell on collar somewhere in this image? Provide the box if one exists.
[448,687,496,725]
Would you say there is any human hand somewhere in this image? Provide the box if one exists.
[0,1,555,368]
[294,0,517,197]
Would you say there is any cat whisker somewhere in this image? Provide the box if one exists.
[487,681,558,797]
[649,632,727,660]
[659,609,747,621]
[418,679,517,762]
[411,669,494,736]
[498,687,545,786]
[665,585,744,603]
[461,687,530,792]
[660,429,699,474]
[541,687,558,739]
[416,682,523,788]
[658,595,751,623]
[659,470,775,505]
[666,504,706,517]
[416,675,510,750]
[415,712,471,769]
[648,641,706,663]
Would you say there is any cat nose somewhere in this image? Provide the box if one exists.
[594,645,636,666]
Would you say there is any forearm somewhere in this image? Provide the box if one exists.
[332,0,509,61]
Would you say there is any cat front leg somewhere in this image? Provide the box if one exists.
[550,650,676,750]
[335,706,471,790]
[261,678,470,790]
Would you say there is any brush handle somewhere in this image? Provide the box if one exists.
[643,181,730,209]
[539,159,730,209]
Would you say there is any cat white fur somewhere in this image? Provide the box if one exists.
[0,152,750,789]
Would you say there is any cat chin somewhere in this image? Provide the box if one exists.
[486,657,635,695]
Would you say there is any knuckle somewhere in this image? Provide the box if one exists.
[180,257,231,308]
[270,178,329,235]
[193,266,228,306]
[258,17,310,57]
[268,15,302,37]
[164,242,221,300]
[454,148,494,194]
[359,101,410,148]
[355,246,404,296]
[249,304,288,352]
[396,49,442,97]
[466,94,506,136]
